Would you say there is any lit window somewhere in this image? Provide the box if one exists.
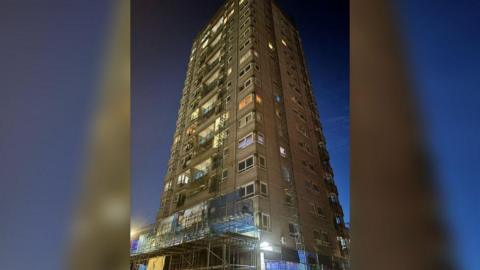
[238,133,254,149]
[238,155,255,173]
[190,108,199,120]
[280,146,287,158]
[282,39,287,47]
[193,158,212,180]
[268,42,274,50]
[238,94,253,110]
[164,181,172,191]
[212,17,223,33]
[201,95,218,115]
[211,33,223,47]
[201,38,210,49]
[256,94,262,104]
[177,172,190,185]
[239,182,255,197]
[206,70,220,85]
[257,133,265,144]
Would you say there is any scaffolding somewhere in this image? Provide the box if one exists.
[131,189,261,270]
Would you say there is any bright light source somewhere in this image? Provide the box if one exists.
[268,42,274,50]
[260,241,273,251]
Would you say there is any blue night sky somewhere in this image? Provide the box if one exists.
[132,0,349,228]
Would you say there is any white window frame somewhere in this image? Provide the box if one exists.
[257,132,265,145]
[259,212,270,229]
[239,112,255,128]
[258,155,266,168]
[238,155,255,173]
[238,181,255,198]
[260,181,268,195]
[238,132,255,149]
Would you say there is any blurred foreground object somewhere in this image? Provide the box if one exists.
[351,0,452,269]
[66,0,130,269]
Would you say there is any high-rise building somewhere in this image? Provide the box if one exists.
[131,0,349,269]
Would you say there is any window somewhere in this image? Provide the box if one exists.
[211,33,222,47]
[259,213,270,229]
[274,95,281,103]
[239,77,254,92]
[257,132,265,144]
[177,172,190,185]
[280,146,287,158]
[176,193,186,207]
[238,94,253,110]
[239,62,258,77]
[258,155,266,168]
[222,169,228,180]
[238,155,255,173]
[239,49,251,64]
[256,94,262,104]
[288,223,298,236]
[164,181,172,191]
[282,167,291,182]
[239,49,258,65]
[268,42,274,50]
[190,108,199,120]
[281,39,287,47]
[239,182,255,197]
[212,17,223,33]
[201,95,218,115]
[241,39,250,50]
[193,159,211,180]
[260,182,268,195]
[239,112,255,128]
[238,133,254,149]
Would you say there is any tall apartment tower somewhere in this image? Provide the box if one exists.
[131,0,349,269]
